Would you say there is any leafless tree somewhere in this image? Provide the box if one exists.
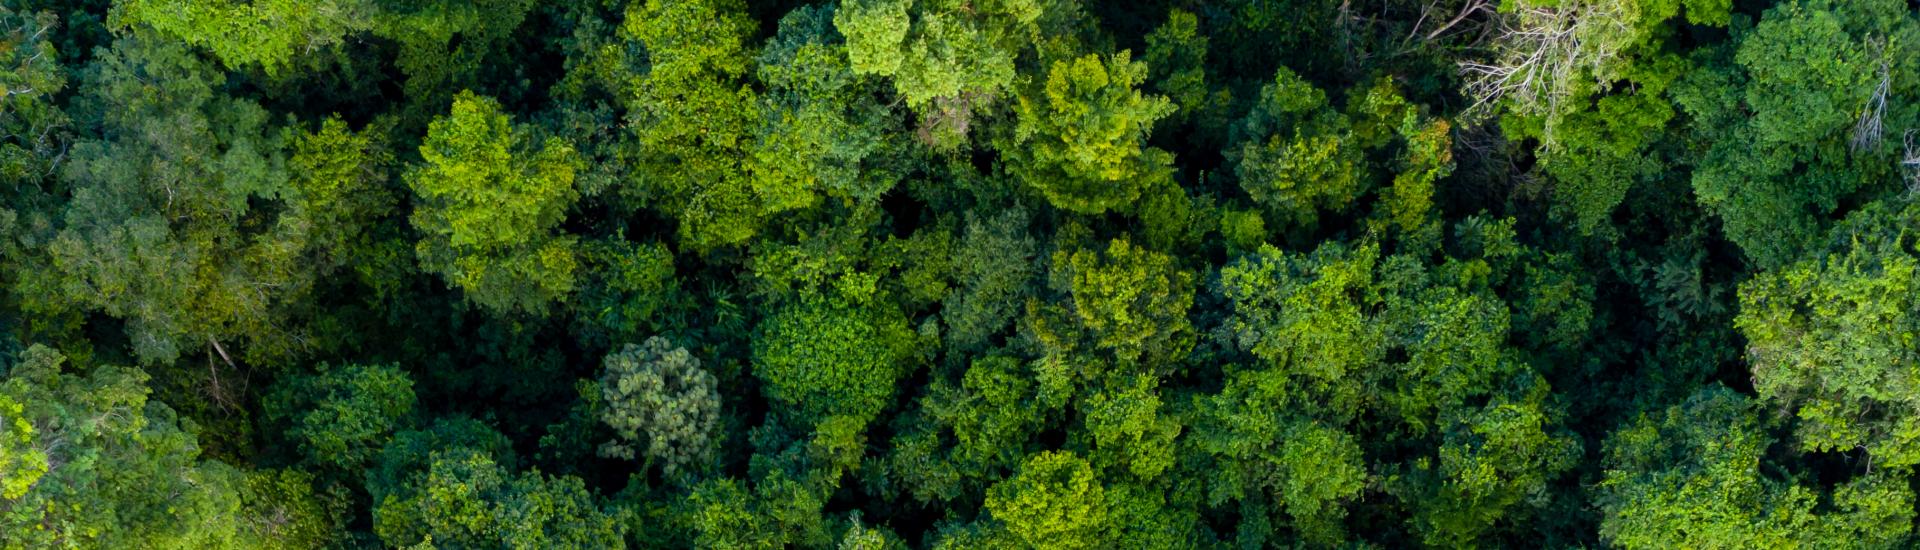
[1902,129,1920,196]
[1851,38,1891,152]
[1459,0,1634,146]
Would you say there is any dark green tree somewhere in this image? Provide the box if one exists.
[264,362,416,472]
[26,36,311,365]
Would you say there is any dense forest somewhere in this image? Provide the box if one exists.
[1,0,1919,547]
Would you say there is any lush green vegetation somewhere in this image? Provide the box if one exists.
[2,0,1919,547]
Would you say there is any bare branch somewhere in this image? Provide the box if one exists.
[1852,38,1891,152]
[1902,129,1920,196]
[207,338,241,411]
[1458,0,1635,147]
[1426,0,1492,41]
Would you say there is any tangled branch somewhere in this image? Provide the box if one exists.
[1459,0,1633,146]
[1851,38,1891,152]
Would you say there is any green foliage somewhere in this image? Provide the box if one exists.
[1039,237,1195,371]
[1408,376,1583,547]
[1675,0,1918,266]
[1480,0,1716,234]
[111,0,371,76]
[1596,386,1914,548]
[1143,9,1226,132]
[373,447,625,549]
[835,0,1042,147]
[0,393,44,500]
[943,209,1040,351]
[1194,377,1368,544]
[1221,242,1383,384]
[1229,67,1368,229]
[684,478,784,549]
[1737,202,1920,467]
[1079,375,1179,480]
[9,0,1920,546]
[597,336,720,479]
[28,36,308,364]
[370,419,623,549]
[572,238,679,344]
[1378,116,1452,251]
[836,0,1039,107]
[1004,52,1175,214]
[881,355,1049,503]
[1210,230,1585,546]
[408,91,580,314]
[1534,61,1680,234]
[752,294,918,426]
[623,0,765,251]
[0,6,67,189]
[370,0,535,115]
[238,468,345,549]
[0,345,314,549]
[1378,276,1518,428]
[752,6,902,208]
[985,450,1109,550]
[838,517,904,550]
[288,117,396,272]
[265,363,416,471]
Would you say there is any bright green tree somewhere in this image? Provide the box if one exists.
[408,90,580,314]
[1220,242,1383,385]
[1143,9,1227,132]
[1404,376,1583,547]
[111,0,372,77]
[984,450,1110,550]
[622,0,765,251]
[1003,52,1176,214]
[1193,374,1369,545]
[834,0,1043,148]
[751,5,903,211]
[1079,375,1179,480]
[0,345,324,549]
[369,418,623,548]
[1737,201,1920,468]
[882,355,1050,503]
[1228,67,1368,230]
[1596,386,1914,548]
[1038,237,1195,371]
[752,293,918,426]
[373,448,625,548]
[287,117,397,272]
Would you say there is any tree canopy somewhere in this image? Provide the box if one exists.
[5,0,1920,547]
